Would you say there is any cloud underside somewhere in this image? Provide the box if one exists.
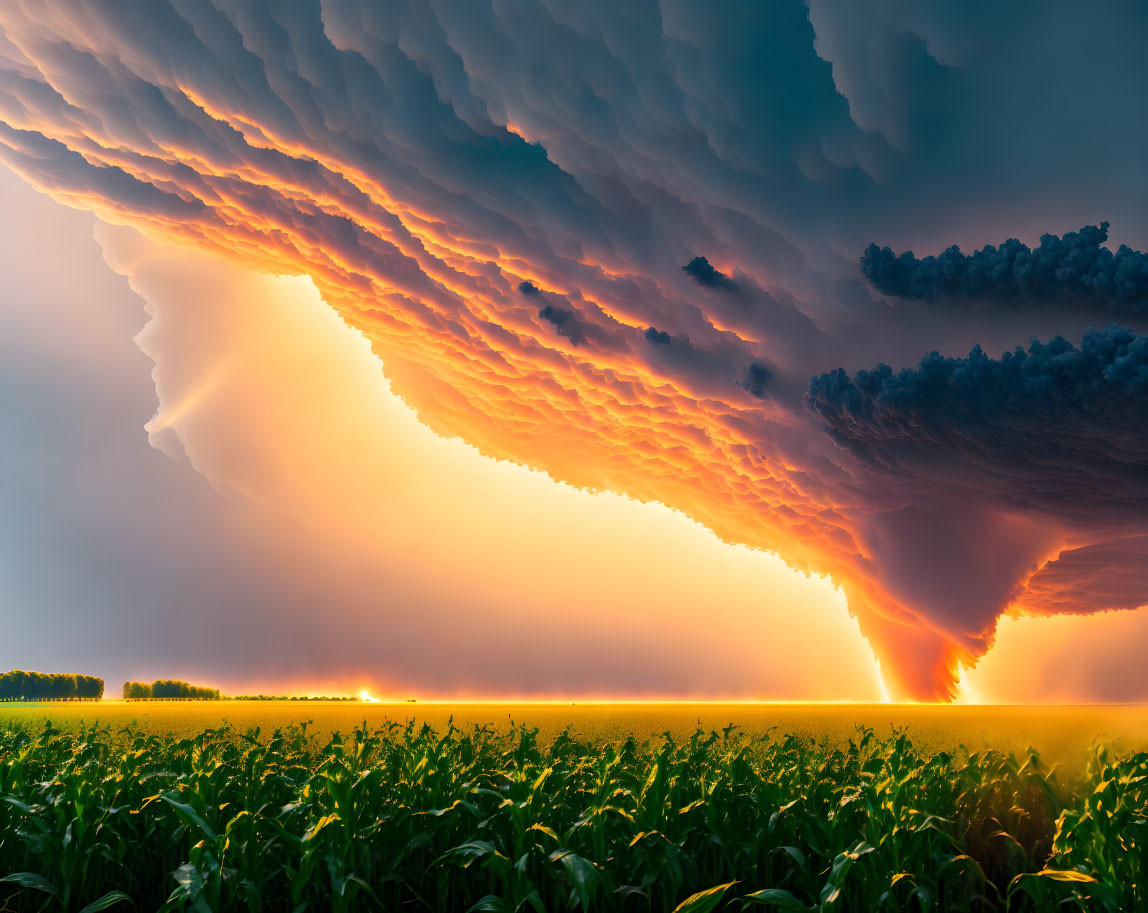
[806,327,1148,527]
[807,329,1148,696]
[0,0,1146,699]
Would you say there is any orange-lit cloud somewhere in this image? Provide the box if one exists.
[93,218,886,700]
[0,2,1145,699]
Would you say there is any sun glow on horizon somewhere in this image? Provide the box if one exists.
[952,664,983,705]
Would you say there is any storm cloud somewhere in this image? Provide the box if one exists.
[683,257,737,292]
[1,0,1148,699]
[861,224,1148,312]
[740,363,773,399]
[806,326,1148,524]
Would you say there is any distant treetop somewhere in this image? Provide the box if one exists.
[122,680,220,700]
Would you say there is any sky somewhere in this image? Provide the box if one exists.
[0,0,1146,701]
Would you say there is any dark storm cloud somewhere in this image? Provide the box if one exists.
[519,281,591,346]
[806,325,1148,525]
[740,363,772,399]
[682,256,737,291]
[4,0,1148,698]
[860,224,1148,312]
[644,326,671,345]
[538,304,584,345]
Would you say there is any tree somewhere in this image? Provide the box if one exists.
[48,674,75,701]
[0,671,18,701]
[25,671,46,700]
[0,670,103,701]
[123,681,152,700]
[76,675,104,700]
[148,679,219,700]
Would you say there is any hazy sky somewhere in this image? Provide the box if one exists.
[1,166,889,699]
[0,1,1146,700]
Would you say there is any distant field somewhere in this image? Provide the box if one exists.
[1,700,1145,765]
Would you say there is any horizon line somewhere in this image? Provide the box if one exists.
[41,697,1148,709]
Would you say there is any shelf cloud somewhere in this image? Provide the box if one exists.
[1,0,1147,699]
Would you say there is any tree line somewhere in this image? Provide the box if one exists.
[0,670,104,701]
[122,680,221,700]
[231,695,359,701]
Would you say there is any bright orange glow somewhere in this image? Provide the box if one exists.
[92,224,887,703]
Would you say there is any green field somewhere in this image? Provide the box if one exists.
[3,701,1147,764]
[0,703,1144,911]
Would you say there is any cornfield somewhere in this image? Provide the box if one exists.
[0,719,1141,912]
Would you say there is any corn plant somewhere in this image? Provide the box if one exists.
[0,719,1139,911]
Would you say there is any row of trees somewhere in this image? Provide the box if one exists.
[122,680,221,700]
[231,695,358,701]
[0,670,104,701]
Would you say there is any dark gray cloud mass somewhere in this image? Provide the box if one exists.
[538,303,583,345]
[861,224,1148,312]
[740,363,773,399]
[682,256,736,291]
[2,0,1148,698]
[806,326,1148,525]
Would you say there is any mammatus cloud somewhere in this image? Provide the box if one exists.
[1,0,1147,699]
[861,224,1148,312]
